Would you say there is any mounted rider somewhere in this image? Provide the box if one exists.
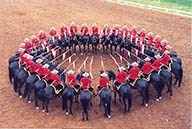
[112,24,120,37]
[81,23,89,36]
[154,35,161,50]
[160,50,172,70]
[23,38,32,53]
[91,23,99,37]
[140,57,152,80]
[114,66,128,90]
[38,30,47,42]
[66,70,80,93]
[31,35,39,48]
[60,23,69,39]
[80,72,94,93]
[130,25,137,43]
[160,39,168,53]
[127,62,140,86]
[49,27,58,42]
[97,72,109,93]
[151,54,161,72]
[70,21,78,37]
[102,24,110,38]
[139,28,146,42]
[147,32,153,48]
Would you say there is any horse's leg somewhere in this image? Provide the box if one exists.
[83,44,86,53]
[104,103,108,117]
[114,91,117,104]
[178,79,182,87]
[86,107,89,121]
[102,45,105,54]
[123,97,127,113]
[34,89,39,109]
[45,99,49,113]
[127,93,132,112]
[107,103,111,118]
[145,86,149,106]
[82,111,85,121]
[173,79,177,86]
[13,77,18,93]
[18,81,23,97]
[69,98,73,115]
[75,94,79,104]
[95,44,97,53]
[42,99,45,112]
[23,82,29,98]
[27,84,33,103]
[8,68,12,83]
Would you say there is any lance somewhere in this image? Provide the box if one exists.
[109,54,120,68]
[50,50,69,63]
[77,56,89,73]
[89,56,94,79]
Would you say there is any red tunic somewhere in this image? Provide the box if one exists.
[60,27,69,37]
[91,26,99,35]
[103,27,110,36]
[29,62,37,73]
[67,74,78,86]
[80,77,92,89]
[19,53,27,64]
[151,59,161,71]
[25,59,34,69]
[161,44,167,53]
[128,66,140,80]
[154,38,161,49]
[81,26,89,36]
[113,27,119,36]
[140,31,146,41]
[39,33,47,41]
[31,38,39,48]
[116,71,128,83]
[70,25,77,36]
[122,28,129,39]
[131,28,137,38]
[161,54,170,66]
[141,62,152,74]
[50,73,61,86]
[148,36,153,47]
[50,30,57,37]
[99,77,109,87]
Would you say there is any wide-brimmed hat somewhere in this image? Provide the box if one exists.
[123,25,127,29]
[164,50,170,54]
[82,23,87,26]
[165,45,172,50]
[36,58,43,63]
[43,64,50,68]
[31,35,37,39]
[67,70,74,74]
[19,43,25,47]
[131,62,139,66]
[118,66,126,71]
[101,72,107,77]
[82,72,89,77]
[161,39,168,45]
[154,35,161,39]
[155,54,161,59]
[27,54,33,60]
[52,69,59,74]
[104,24,108,27]
[24,38,29,42]
[50,27,55,30]
[147,32,153,36]
[144,57,151,61]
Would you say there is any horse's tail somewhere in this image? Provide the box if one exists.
[62,97,68,110]
[8,67,12,83]
[127,88,132,112]
[179,68,183,87]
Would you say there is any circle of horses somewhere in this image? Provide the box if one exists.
[8,22,183,121]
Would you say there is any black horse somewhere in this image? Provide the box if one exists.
[8,61,20,83]
[90,35,99,53]
[158,68,173,96]
[13,67,29,97]
[171,61,183,87]
[81,35,90,53]
[80,89,92,121]
[62,36,72,53]
[110,34,122,54]
[98,87,112,118]
[101,35,111,54]
[113,83,132,112]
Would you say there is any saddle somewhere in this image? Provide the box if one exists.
[141,73,152,82]
[50,83,65,95]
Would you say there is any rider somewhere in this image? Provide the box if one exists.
[140,57,152,79]
[23,38,32,53]
[160,50,171,69]
[38,30,47,42]
[80,72,94,92]
[114,66,128,89]
[113,24,120,37]
[127,62,140,85]
[60,23,69,38]
[31,35,39,48]
[122,25,129,40]
[91,23,99,36]
[160,39,168,53]
[81,23,89,36]
[147,32,153,48]
[154,35,161,50]
[70,21,78,37]
[139,28,146,42]
[151,54,161,72]
[66,70,80,90]
[102,24,110,38]
[131,25,137,43]
[49,27,57,40]
[97,72,109,92]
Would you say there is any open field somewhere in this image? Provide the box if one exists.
[0,0,191,129]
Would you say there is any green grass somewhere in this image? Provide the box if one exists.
[111,0,192,13]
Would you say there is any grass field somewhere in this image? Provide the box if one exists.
[110,0,192,14]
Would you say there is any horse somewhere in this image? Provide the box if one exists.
[101,35,111,54]
[62,36,72,53]
[113,83,132,113]
[8,61,20,83]
[158,68,173,96]
[110,34,122,54]
[98,87,112,118]
[81,35,90,53]
[171,61,183,87]
[90,35,99,53]
[80,89,92,121]
[13,67,30,97]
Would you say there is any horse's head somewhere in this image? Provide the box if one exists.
[106,70,116,81]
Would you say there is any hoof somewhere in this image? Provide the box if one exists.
[74,53,76,55]
[145,104,148,107]
[28,101,31,104]
[156,99,159,102]
[66,112,69,115]
[42,110,45,112]
[81,53,83,55]
[108,115,111,119]
[36,107,39,110]
[19,96,22,98]
[159,97,162,100]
